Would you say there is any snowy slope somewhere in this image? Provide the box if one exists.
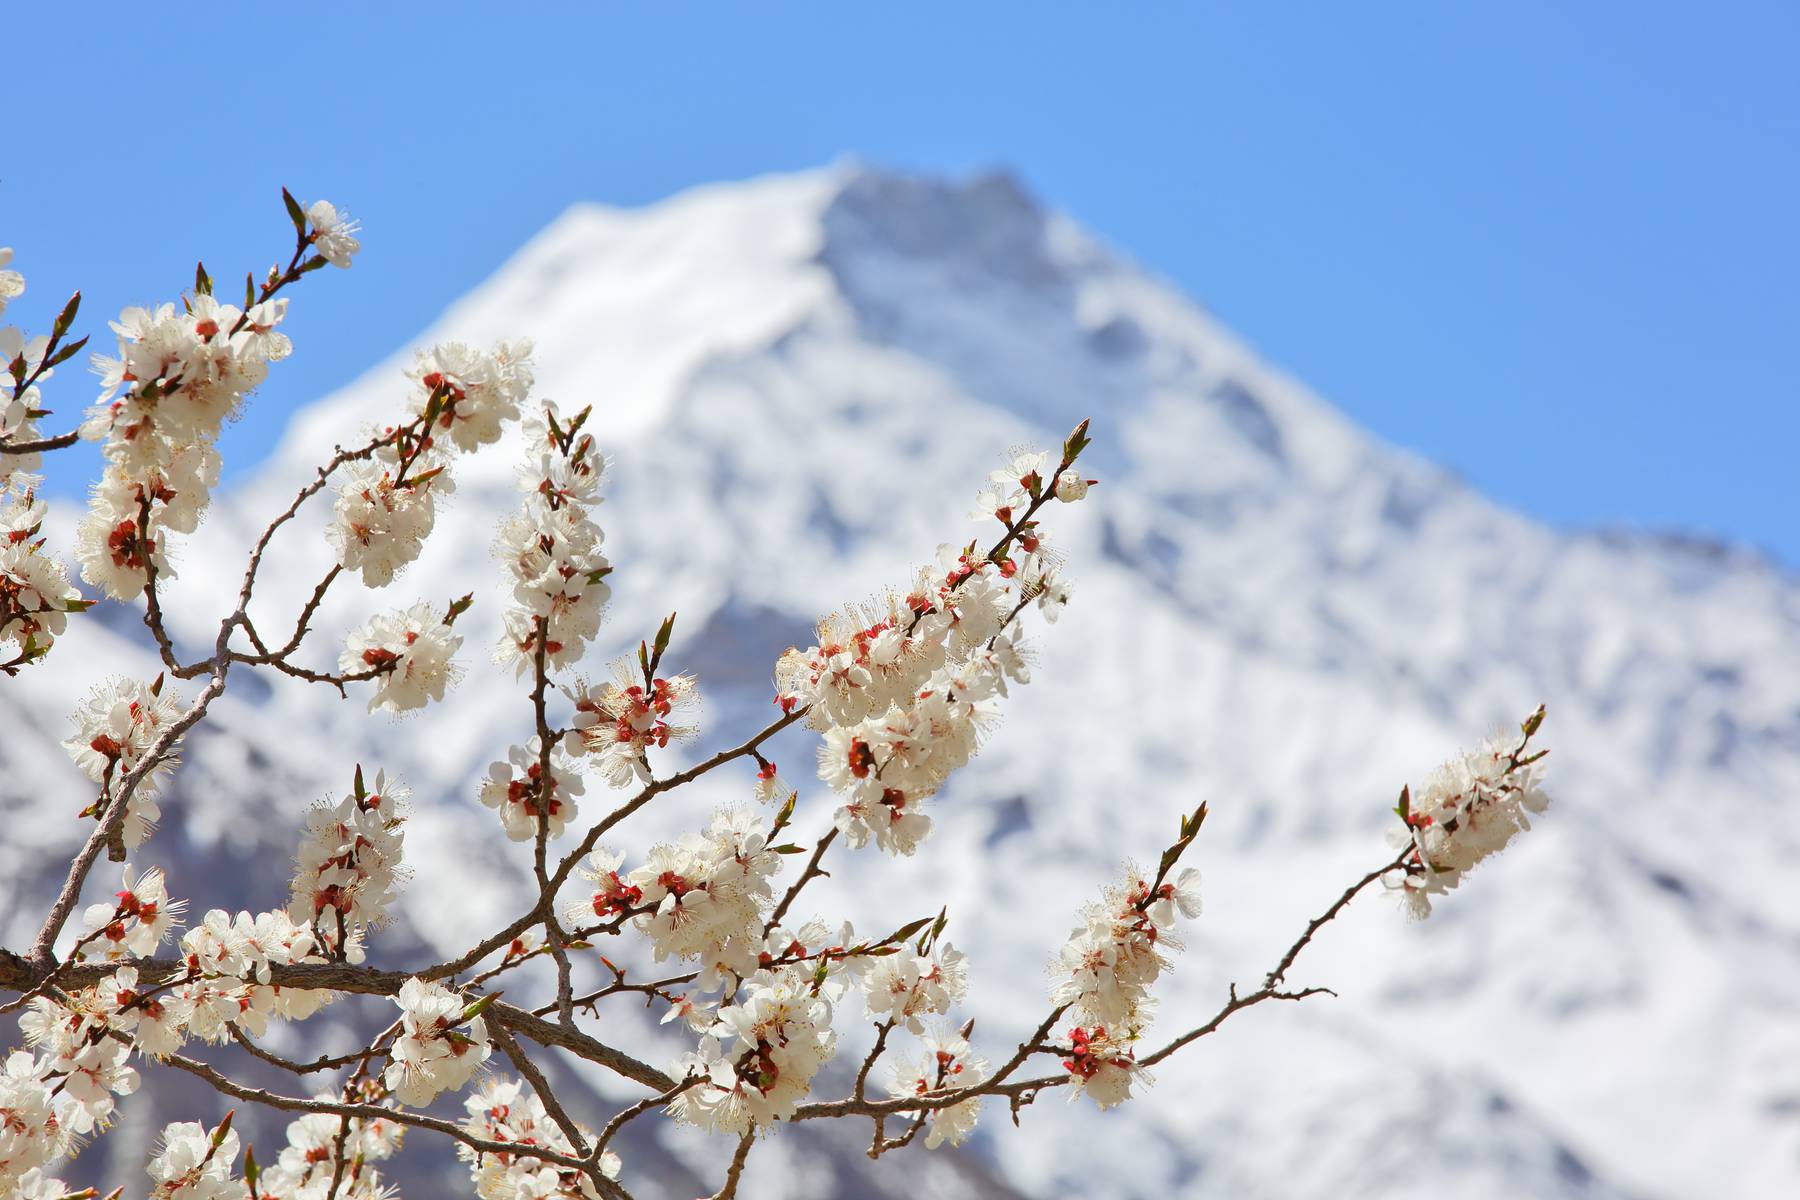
[5,164,1798,1199]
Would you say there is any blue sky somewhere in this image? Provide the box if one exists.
[6,3,1795,562]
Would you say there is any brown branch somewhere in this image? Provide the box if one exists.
[160,1049,596,1173]
[433,708,809,986]
[767,826,837,929]
[706,1131,756,1200]
[491,1022,590,1159]
[0,429,80,455]
[593,1075,699,1158]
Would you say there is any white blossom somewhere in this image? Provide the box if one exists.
[887,1026,988,1148]
[494,400,610,675]
[259,1103,400,1199]
[63,676,184,849]
[327,459,449,588]
[0,476,82,656]
[1053,468,1091,502]
[459,1077,619,1199]
[289,770,408,953]
[0,247,23,315]
[480,739,583,842]
[565,669,699,787]
[1383,722,1551,919]
[342,602,463,713]
[307,200,362,269]
[626,808,781,968]
[858,942,968,1034]
[95,966,190,1059]
[667,963,837,1133]
[147,1118,239,1200]
[0,1051,64,1189]
[406,339,533,453]
[1060,1024,1149,1110]
[78,864,184,961]
[384,978,491,1107]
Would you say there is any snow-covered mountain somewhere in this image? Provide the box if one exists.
[4,164,1797,1199]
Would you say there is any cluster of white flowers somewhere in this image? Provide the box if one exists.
[76,863,183,962]
[858,940,969,1034]
[481,738,585,842]
[819,651,1023,856]
[327,339,535,588]
[1,248,50,486]
[1047,863,1200,1109]
[669,962,839,1134]
[75,291,290,598]
[327,457,450,588]
[146,1117,240,1200]
[1058,1024,1149,1111]
[257,1101,401,1199]
[63,674,184,849]
[572,807,783,978]
[565,668,698,787]
[1052,864,1201,1028]
[1,474,82,664]
[289,769,408,957]
[1384,714,1551,919]
[35,889,340,1088]
[384,978,492,1107]
[783,442,1087,858]
[494,400,610,675]
[406,340,532,453]
[16,999,140,1137]
[459,1077,621,1199]
[886,1026,989,1148]
[172,908,336,1043]
[0,251,83,658]
[0,1051,70,1190]
[341,601,463,713]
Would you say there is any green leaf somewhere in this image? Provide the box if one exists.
[62,597,96,613]
[770,843,806,855]
[445,592,474,625]
[889,916,933,945]
[195,262,212,297]
[282,187,307,233]
[353,765,366,802]
[53,291,81,339]
[47,336,90,368]
[1062,417,1092,465]
[458,991,501,1023]
[653,612,677,659]
[1393,784,1411,822]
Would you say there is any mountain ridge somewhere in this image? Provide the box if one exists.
[4,163,1796,1199]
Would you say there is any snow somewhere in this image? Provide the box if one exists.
[4,163,1796,1199]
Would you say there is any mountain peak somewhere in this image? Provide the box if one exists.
[821,164,1057,285]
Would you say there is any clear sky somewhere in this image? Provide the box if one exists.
[5,3,1795,563]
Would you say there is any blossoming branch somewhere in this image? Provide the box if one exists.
[0,195,1552,1200]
